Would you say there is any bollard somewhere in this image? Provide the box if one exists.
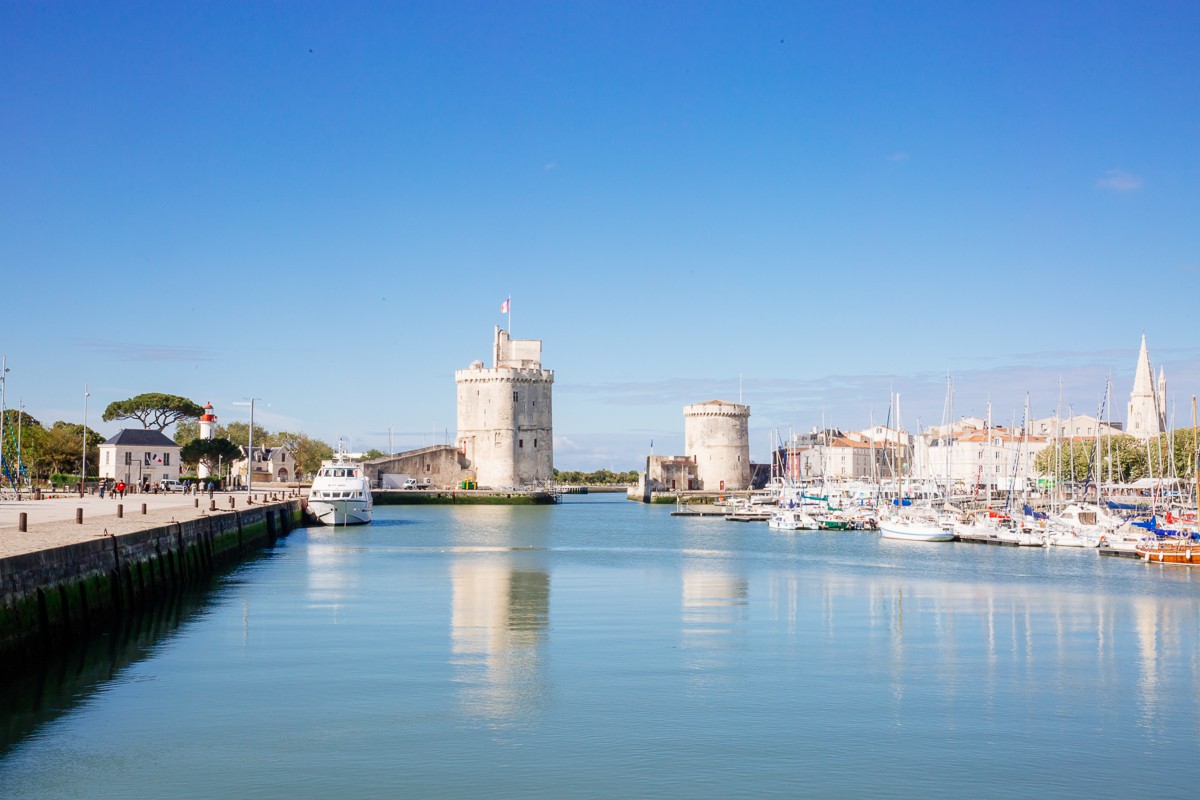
[19,512,27,532]
[194,498,199,508]
[76,508,83,524]
[141,503,147,515]
[117,504,124,518]
[209,500,216,511]
[230,497,236,508]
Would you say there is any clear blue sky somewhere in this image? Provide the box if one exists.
[3,2,1198,469]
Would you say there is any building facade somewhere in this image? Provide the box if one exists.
[98,429,182,487]
[455,327,554,489]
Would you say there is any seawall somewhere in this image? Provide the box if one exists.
[0,499,303,673]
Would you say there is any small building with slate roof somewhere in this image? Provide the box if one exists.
[229,444,296,486]
[98,429,182,487]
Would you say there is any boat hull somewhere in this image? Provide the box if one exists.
[307,499,373,526]
[879,518,955,542]
[1136,539,1200,565]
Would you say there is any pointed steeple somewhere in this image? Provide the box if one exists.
[1127,335,1165,439]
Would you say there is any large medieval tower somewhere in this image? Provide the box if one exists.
[455,327,554,489]
[1126,334,1167,440]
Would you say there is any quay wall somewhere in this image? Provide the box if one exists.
[373,489,556,505]
[0,499,303,671]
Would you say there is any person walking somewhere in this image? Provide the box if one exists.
[116,480,126,498]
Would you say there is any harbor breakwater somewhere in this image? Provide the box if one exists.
[0,499,303,673]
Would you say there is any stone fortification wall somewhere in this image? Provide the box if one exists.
[0,500,302,672]
[362,445,470,488]
[456,365,554,489]
[684,401,751,491]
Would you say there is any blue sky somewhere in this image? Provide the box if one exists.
[3,1,1197,469]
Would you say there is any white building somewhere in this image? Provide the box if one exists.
[914,427,1049,493]
[1029,414,1122,439]
[98,429,182,488]
[455,327,554,489]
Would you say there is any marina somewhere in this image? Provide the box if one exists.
[2,493,1198,799]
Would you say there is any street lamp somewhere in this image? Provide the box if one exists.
[81,383,90,497]
[234,397,260,498]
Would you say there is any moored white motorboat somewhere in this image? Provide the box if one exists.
[307,450,373,525]
[768,507,820,530]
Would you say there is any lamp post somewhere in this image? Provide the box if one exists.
[81,383,90,497]
[234,398,260,498]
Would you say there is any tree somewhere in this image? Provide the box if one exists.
[37,422,103,477]
[363,448,386,460]
[267,431,333,478]
[180,437,243,475]
[103,393,205,430]
[174,419,199,446]
[220,421,271,448]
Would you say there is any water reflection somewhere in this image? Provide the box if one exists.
[0,578,223,756]
[762,563,1200,730]
[450,555,550,724]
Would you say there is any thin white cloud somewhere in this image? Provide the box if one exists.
[76,339,212,362]
[1096,169,1143,192]
[888,152,910,162]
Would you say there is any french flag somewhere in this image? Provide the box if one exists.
[500,297,510,314]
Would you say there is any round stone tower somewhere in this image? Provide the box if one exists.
[197,402,217,479]
[455,328,554,489]
[684,400,751,491]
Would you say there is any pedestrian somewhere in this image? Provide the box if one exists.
[99,482,106,499]
[116,480,126,498]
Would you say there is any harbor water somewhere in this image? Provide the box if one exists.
[2,493,1198,799]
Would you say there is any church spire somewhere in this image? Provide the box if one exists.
[1127,334,1165,439]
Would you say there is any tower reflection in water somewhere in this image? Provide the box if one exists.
[450,553,550,723]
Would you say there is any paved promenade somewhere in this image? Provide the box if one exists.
[0,491,300,559]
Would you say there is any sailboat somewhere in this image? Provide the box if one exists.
[877,392,955,542]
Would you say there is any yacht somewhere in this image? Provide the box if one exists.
[307,451,373,525]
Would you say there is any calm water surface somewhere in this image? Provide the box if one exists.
[2,494,1199,798]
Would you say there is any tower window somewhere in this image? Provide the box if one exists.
[513,392,519,402]
[519,439,524,448]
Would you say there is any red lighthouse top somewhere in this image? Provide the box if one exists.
[199,402,216,422]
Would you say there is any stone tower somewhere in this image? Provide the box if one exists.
[1126,335,1166,440]
[684,400,751,491]
[456,327,554,489]
[197,402,217,479]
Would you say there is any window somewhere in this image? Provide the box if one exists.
[513,391,519,402]
[519,439,524,448]
[164,453,170,466]
[144,452,151,465]
[125,452,131,465]
[533,439,537,447]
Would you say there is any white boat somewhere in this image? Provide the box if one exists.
[768,507,820,530]
[879,512,956,542]
[307,450,373,525]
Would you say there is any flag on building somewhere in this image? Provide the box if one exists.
[500,297,510,314]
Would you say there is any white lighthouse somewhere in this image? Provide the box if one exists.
[198,402,217,478]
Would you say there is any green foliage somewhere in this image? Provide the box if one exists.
[102,393,205,431]
[180,437,242,473]
[174,420,199,446]
[266,431,333,478]
[363,448,386,460]
[218,421,272,447]
[552,468,639,485]
[38,422,103,477]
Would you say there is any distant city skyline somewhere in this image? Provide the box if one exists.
[3,3,1197,469]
